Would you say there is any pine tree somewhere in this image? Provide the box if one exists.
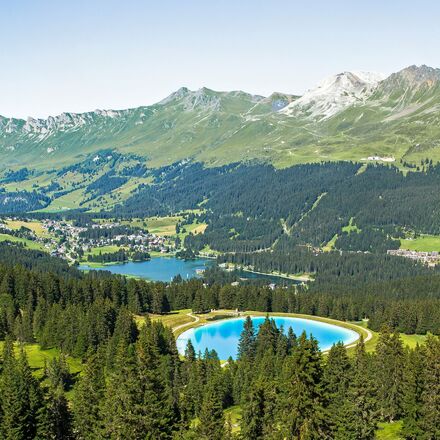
[278,332,328,439]
[401,345,425,440]
[151,285,170,314]
[106,306,138,369]
[237,316,256,360]
[417,335,440,438]
[196,381,225,440]
[255,316,279,359]
[322,342,352,437]
[136,323,177,438]
[102,342,145,439]
[32,297,48,340]
[36,385,73,440]
[375,327,404,422]
[181,355,204,421]
[240,379,266,440]
[72,350,106,439]
[184,339,196,361]
[339,337,377,440]
[45,355,71,391]
[0,340,42,440]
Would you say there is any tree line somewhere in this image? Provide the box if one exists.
[0,314,439,439]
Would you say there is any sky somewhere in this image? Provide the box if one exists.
[1,0,440,119]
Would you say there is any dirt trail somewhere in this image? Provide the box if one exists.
[172,312,199,334]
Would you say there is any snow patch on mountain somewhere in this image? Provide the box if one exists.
[3,110,126,138]
[280,71,386,119]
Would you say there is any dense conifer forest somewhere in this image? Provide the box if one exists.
[10,161,440,253]
[0,244,439,438]
[110,161,440,252]
[3,161,440,438]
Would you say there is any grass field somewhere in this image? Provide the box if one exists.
[177,221,208,241]
[87,245,125,256]
[351,320,427,352]
[0,233,45,251]
[400,234,440,252]
[221,407,403,437]
[199,245,221,256]
[121,216,207,238]
[79,245,128,265]
[224,405,242,433]
[135,309,194,330]
[400,333,428,349]
[323,218,359,251]
[376,421,403,439]
[323,234,338,251]
[38,188,85,212]
[5,220,48,237]
[342,217,361,233]
[0,341,82,380]
[143,216,181,236]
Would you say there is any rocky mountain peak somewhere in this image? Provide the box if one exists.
[280,71,385,119]
[381,65,440,92]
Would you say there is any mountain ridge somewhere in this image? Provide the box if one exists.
[1,64,440,171]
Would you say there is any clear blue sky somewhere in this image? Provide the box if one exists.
[1,0,439,118]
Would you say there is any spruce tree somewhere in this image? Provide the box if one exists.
[136,323,177,438]
[255,317,279,359]
[72,350,106,439]
[375,327,404,422]
[323,342,352,437]
[237,316,256,360]
[240,379,266,440]
[417,335,440,438]
[339,336,377,440]
[106,306,138,369]
[278,332,328,439]
[401,345,424,440]
[181,354,204,421]
[184,339,196,361]
[196,381,225,440]
[102,342,145,439]
[0,340,42,440]
[36,385,73,440]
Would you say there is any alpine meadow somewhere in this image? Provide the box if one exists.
[1,2,440,440]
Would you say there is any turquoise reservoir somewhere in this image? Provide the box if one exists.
[176,316,359,359]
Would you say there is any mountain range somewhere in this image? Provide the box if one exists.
[1,64,440,172]
[1,64,440,213]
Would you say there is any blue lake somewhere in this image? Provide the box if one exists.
[79,257,298,284]
[176,316,359,359]
[79,257,214,282]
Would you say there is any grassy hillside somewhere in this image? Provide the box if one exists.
[1,66,440,176]
[400,235,440,252]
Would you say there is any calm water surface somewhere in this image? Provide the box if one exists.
[79,257,298,284]
[176,316,359,359]
[79,257,213,282]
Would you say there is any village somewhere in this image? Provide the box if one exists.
[387,248,440,266]
[0,218,172,263]
[47,220,172,262]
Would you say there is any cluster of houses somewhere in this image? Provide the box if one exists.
[1,217,176,263]
[387,249,440,266]
[80,224,168,253]
[43,220,171,261]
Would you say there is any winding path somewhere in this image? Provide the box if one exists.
[344,322,373,350]
[172,312,199,334]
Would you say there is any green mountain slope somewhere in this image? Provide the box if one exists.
[1,65,440,212]
[1,65,439,171]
